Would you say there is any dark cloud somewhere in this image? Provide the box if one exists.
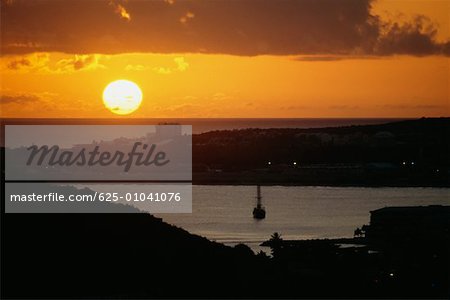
[0,0,14,7]
[294,55,379,61]
[374,16,449,56]
[1,0,448,56]
[295,56,351,62]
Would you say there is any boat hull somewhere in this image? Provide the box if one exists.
[253,207,266,219]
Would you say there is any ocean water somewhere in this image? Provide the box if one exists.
[1,118,410,134]
[74,184,449,253]
[156,186,449,249]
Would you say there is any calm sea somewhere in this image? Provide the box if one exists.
[155,185,449,251]
[77,184,449,253]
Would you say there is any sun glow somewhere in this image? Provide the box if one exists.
[102,80,143,115]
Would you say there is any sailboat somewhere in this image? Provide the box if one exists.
[253,185,266,219]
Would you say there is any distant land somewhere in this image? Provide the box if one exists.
[192,118,449,187]
[1,117,448,186]
[1,117,411,133]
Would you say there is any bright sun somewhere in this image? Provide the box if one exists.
[103,80,143,115]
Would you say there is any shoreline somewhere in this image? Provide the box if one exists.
[191,178,450,188]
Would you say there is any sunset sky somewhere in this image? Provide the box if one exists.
[1,0,449,118]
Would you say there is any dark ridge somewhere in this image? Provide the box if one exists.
[192,118,449,186]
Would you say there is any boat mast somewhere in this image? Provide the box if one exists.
[256,185,262,208]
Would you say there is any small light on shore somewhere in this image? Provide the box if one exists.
[268,161,272,165]
[293,162,297,166]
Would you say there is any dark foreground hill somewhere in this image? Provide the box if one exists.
[2,213,265,298]
[2,210,449,299]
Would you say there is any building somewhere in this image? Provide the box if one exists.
[156,123,182,139]
[364,205,450,244]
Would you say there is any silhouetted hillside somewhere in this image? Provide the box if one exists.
[3,213,266,298]
[193,118,449,186]
[3,210,448,298]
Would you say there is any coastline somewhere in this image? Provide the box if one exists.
[192,172,450,188]
[192,178,450,188]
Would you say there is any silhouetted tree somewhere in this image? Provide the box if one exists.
[354,227,363,237]
[256,250,269,259]
[269,232,283,258]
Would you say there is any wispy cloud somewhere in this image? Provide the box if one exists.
[1,93,40,104]
[280,105,311,110]
[329,105,360,110]
[179,11,194,24]
[109,0,131,21]
[0,91,96,117]
[376,104,445,110]
[55,54,105,72]
[211,92,232,101]
[7,57,32,69]
[152,56,189,74]
[125,64,148,71]
[153,66,172,74]
[0,91,58,105]
[174,57,189,71]
[2,53,105,74]
[4,53,50,72]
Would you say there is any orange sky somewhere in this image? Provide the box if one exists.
[0,0,449,118]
